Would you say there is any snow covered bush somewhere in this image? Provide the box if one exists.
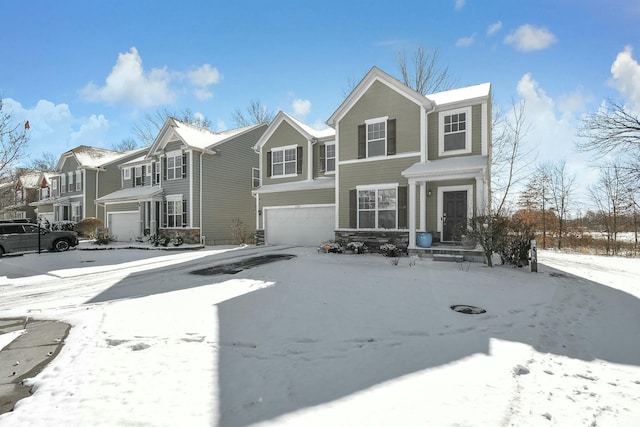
[346,241,367,254]
[379,243,400,257]
[51,220,76,232]
[319,242,343,253]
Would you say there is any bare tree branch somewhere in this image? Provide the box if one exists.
[132,108,213,146]
[397,45,456,95]
[0,98,30,179]
[233,100,274,127]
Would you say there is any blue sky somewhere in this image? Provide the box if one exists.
[2,0,639,203]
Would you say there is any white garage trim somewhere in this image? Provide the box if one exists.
[264,204,335,246]
[108,211,140,242]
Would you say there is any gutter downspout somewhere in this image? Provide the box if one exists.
[200,151,204,245]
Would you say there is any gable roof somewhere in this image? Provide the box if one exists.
[56,145,146,171]
[326,66,434,127]
[254,111,335,151]
[148,118,267,156]
[426,82,491,107]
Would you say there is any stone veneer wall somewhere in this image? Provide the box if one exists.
[334,230,410,254]
[255,229,265,246]
[158,228,201,244]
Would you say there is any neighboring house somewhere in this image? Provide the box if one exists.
[1,169,41,221]
[253,66,491,250]
[31,145,146,224]
[96,118,267,244]
[252,111,336,245]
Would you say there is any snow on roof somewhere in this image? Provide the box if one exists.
[60,145,148,169]
[95,186,163,203]
[402,156,489,179]
[171,119,263,150]
[427,83,491,106]
[253,176,335,194]
[281,112,335,139]
[119,154,150,167]
[19,171,43,188]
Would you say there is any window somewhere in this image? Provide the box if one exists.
[60,175,66,193]
[440,107,472,155]
[146,164,152,176]
[164,199,186,227]
[123,168,131,180]
[366,119,386,157]
[357,187,397,229]
[325,144,335,172]
[271,146,297,177]
[135,166,143,186]
[67,172,74,192]
[52,180,57,191]
[252,167,260,188]
[75,171,82,191]
[167,153,183,180]
[154,161,160,184]
[41,187,49,199]
[71,203,82,222]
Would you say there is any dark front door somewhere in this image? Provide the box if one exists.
[443,191,467,241]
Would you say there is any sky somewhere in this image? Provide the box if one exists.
[1,245,640,426]
[2,0,639,204]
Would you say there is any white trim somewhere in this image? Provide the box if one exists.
[364,115,388,125]
[166,194,183,202]
[263,203,335,211]
[339,151,420,166]
[481,101,488,156]
[307,139,313,181]
[270,145,298,178]
[355,182,399,191]
[324,142,336,173]
[365,117,387,158]
[189,150,193,227]
[437,184,473,238]
[355,184,400,230]
[334,122,340,230]
[123,168,131,179]
[438,106,472,157]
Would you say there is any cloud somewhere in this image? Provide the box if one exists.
[454,0,466,10]
[456,33,476,48]
[292,99,311,117]
[557,89,592,117]
[81,47,175,109]
[216,119,227,132]
[69,114,110,147]
[609,45,640,113]
[504,24,557,51]
[487,21,502,36]
[188,64,222,101]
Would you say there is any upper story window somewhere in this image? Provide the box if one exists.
[252,167,260,188]
[135,166,143,186]
[166,152,186,180]
[439,107,472,156]
[40,187,49,199]
[320,143,336,173]
[60,175,66,193]
[67,172,74,191]
[123,167,131,180]
[271,146,297,177]
[358,117,396,159]
[75,170,82,191]
[154,161,160,184]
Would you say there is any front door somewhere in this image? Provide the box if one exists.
[443,191,467,241]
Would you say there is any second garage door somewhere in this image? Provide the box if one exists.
[264,205,334,246]
[108,212,140,242]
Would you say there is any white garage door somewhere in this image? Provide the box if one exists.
[108,212,139,242]
[265,206,334,246]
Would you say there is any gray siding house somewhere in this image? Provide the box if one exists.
[97,118,267,244]
[254,66,491,250]
[252,111,335,245]
[31,146,145,224]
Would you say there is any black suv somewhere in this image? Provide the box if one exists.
[0,221,79,256]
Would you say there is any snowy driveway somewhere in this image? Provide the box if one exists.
[1,246,639,426]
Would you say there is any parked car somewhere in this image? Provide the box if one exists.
[0,222,79,256]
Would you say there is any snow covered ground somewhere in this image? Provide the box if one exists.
[1,245,639,426]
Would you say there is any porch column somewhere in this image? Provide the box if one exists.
[475,176,485,215]
[408,180,417,249]
[419,182,426,231]
[150,200,157,234]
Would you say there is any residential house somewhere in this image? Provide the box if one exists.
[1,169,41,221]
[252,111,336,245]
[96,118,267,244]
[254,66,491,251]
[31,145,146,224]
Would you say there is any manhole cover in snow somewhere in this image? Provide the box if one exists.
[450,304,486,314]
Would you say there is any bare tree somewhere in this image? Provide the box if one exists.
[491,99,534,215]
[1,98,30,179]
[111,138,139,152]
[539,160,576,249]
[397,45,456,95]
[28,151,57,171]
[577,98,640,177]
[132,108,212,146]
[232,100,274,127]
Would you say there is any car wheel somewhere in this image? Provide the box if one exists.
[54,239,71,252]
[0,246,4,257]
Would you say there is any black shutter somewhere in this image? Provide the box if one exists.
[296,146,303,175]
[163,157,167,181]
[266,151,272,177]
[319,145,326,173]
[398,186,407,229]
[152,163,156,185]
[182,153,187,178]
[387,119,396,156]
[358,124,366,159]
[349,189,357,228]
[142,165,146,186]
[182,200,187,227]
